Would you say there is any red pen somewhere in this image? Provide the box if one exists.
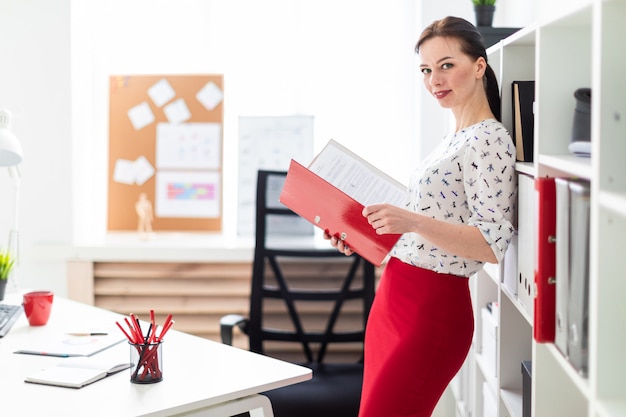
[116,321,133,342]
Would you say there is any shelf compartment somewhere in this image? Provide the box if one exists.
[594,207,626,404]
[500,388,523,417]
[534,342,590,415]
[538,154,593,179]
[536,7,592,164]
[499,293,532,399]
[501,283,532,326]
[475,352,498,395]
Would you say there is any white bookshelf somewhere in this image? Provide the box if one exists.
[446,0,626,416]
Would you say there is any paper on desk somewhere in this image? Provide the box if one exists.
[14,332,125,357]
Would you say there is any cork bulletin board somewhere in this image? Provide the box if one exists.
[107,74,224,232]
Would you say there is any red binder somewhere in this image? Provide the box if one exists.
[533,177,557,342]
[279,159,401,267]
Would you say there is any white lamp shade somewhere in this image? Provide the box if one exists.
[0,109,23,167]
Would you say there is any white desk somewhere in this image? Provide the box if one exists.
[0,293,311,416]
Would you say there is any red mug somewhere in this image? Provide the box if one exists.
[23,291,54,326]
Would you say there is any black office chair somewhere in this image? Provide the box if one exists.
[221,169,376,417]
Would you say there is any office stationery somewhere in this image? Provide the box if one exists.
[279,140,406,266]
[554,178,570,356]
[2,293,311,416]
[512,81,535,162]
[533,177,556,343]
[117,310,173,383]
[25,356,131,388]
[553,178,591,375]
[566,180,590,376]
[129,341,163,383]
[516,173,535,319]
[14,331,125,357]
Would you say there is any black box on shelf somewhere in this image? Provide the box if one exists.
[478,27,522,48]
[521,360,532,417]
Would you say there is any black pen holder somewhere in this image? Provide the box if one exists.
[129,341,163,384]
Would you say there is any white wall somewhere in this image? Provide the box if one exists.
[0,0,535,297]
[72,0,420,244]
[0,0,72,295]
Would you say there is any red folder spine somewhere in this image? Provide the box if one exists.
[533,177,557,342]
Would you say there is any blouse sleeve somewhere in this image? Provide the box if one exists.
[463,126,517,263]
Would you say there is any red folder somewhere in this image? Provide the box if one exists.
[279,159,401,267]
[533,177,557,342]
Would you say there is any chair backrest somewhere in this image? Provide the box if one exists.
[248,169,376,364]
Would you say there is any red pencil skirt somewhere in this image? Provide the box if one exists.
[358,257,474,417]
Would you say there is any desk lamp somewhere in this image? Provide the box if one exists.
[0,109,23,291]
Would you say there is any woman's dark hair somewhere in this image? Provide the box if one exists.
[415,16,501,121]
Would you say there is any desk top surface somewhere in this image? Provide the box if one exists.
[0,293,311,417]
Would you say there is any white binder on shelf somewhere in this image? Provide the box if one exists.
[516,173,535,319]
[554,178,570,356]
[566,180,590,376]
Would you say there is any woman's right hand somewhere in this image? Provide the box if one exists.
[323,230,354,256]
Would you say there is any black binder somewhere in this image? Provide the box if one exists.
[512,81,535,162]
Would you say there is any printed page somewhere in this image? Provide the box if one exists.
[308,139,407,207]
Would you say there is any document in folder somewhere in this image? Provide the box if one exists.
[279,139,407,266]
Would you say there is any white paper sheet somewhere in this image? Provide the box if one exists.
[196,81,224,111]
[148,78,176,107]
[308,139,407,207]
[127,101,155,130]
[155,122,221,170]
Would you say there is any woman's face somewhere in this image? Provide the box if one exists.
[418,36,486,111]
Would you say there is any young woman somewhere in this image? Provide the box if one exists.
[326,16,517,416]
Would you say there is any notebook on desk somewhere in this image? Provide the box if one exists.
[14,331,125,357]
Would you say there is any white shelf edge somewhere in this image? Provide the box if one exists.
[501,284,533,326]
[595,399,626,417]
[500,388,524,417]
[502,24,537,47]
[538,154,593,179]
[483,262,501,285]
[475,352,498,394]
[543,343,591,398]
[599,190,626,217]
[515,162,536,177]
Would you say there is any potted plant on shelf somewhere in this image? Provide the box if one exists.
[0,249,15,301]
[473,0,496,27]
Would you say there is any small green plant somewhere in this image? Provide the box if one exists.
[0,250,15,280]
[473,0,496,5]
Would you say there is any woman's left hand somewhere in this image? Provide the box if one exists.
[362,204,417,235]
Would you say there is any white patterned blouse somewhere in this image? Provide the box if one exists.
[391,118,517,277]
